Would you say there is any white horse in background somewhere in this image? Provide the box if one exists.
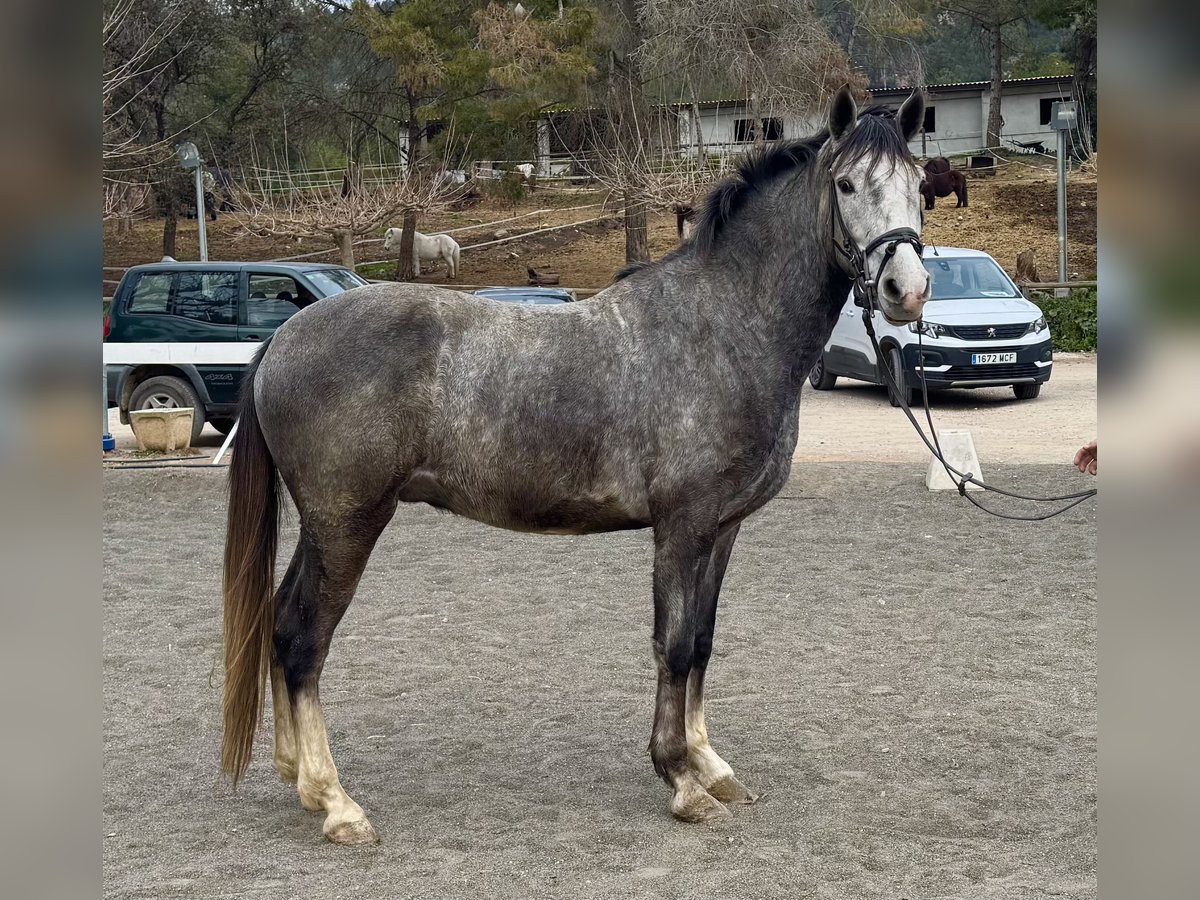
[514,163,535,180]
[382,229,461,279]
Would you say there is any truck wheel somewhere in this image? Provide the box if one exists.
[129,375,206,442]
[209,417,236,436]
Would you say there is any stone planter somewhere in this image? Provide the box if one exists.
[129,408,195,452]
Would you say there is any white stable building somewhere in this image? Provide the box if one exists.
[873,75,1077,157]
[536,75,1078,170]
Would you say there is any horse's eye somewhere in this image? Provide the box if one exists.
[837,179,855,195]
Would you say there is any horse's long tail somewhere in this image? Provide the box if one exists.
[221,346,279,785]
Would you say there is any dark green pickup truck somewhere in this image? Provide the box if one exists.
[104,260,368,440]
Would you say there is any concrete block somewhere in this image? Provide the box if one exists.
[926,428,984,491]
[129,408,194,453]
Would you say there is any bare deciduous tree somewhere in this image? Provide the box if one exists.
[821,0,928,89]
[567,105,720,241]
[103,1,191,234]
[636,0,861,120]
[102,0,189,168]
[103,181,153,229]
[582,0,857,262]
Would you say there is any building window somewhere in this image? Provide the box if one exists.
[734,117,784,142]
[1040,98,1056,126]
[923,106,936,134]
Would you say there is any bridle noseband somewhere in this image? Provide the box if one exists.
[828,168,924,315]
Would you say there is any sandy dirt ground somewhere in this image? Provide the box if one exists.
[103,159,1096,895]
[106,354,1097,468]
[104,458,1095,899]
[795,354,1097,465]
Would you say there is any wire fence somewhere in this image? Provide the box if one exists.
[191,132,1087,207]
[265,202,618,263]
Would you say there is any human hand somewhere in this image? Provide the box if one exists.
[1073,439,1097,476]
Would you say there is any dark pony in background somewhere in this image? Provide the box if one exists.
[923,156,951,175]
[220,87,929,844]
[920,157,968,209]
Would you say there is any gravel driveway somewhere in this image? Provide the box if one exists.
[104,459,1095,899]
[106,356,1098,467]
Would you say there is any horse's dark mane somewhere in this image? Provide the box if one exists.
[613,105,910,282]
[614,259,656,281]
[693,105,911,258]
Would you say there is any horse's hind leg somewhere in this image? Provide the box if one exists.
[686,523,757,805]
[649,508,729,824]
[275,499,396,844]
[269,547,306,784]
[271,663,297,783]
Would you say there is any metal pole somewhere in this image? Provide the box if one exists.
[102,364,114,452]
[194,165,209,261]
[212,419,238,465]
[1056,126,1067,284]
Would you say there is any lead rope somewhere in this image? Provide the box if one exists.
[861,308,1097,521]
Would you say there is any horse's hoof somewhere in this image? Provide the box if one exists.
[707,775,759,805]
[670,786,731,825]
[324,816,379,845]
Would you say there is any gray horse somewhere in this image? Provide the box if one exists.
[222,86,929,844]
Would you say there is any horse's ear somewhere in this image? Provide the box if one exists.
[828,84,858,142]
[898,90,925,143]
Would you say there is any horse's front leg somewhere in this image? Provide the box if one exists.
[686,522,758,805]
[649,509,729,824]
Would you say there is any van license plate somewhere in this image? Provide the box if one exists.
[971,352,1017,365]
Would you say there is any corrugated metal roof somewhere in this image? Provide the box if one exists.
[871,75,1075,94]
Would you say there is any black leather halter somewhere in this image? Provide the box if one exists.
[828,170,924,315]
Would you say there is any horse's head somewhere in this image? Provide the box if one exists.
[382,228,398,252]
[826,86,929,324]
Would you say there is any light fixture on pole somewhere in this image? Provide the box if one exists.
[176,141,208,262]
[1049,101,1077,295]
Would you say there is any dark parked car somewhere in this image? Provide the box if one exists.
[472,286,575,304]
[104,260,368,440]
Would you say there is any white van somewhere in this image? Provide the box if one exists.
[810,246,1052,406]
